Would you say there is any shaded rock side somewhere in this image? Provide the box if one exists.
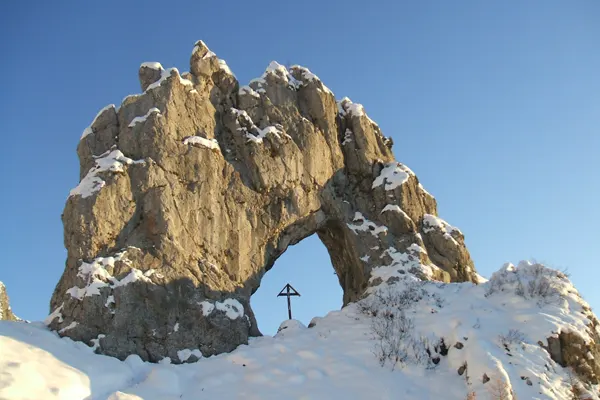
[546,308,600,385]
[0,281,16,321]
[49,40,478,362]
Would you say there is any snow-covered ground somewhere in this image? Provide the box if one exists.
[1,262,599,400]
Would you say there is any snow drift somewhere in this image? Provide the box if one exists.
[1,261,599,399]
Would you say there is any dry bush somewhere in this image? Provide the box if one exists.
[359,283,431,370]
[487,377,516,400]
[370,310,430,369]
[567,369,594,400]
[486,263,564,307]
[498,329,526,348]
[527,265,562,304]
[358,281,426,316]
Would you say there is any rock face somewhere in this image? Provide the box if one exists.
[49,41,478,362]
[0,281,16,321]
[546,313,600,385]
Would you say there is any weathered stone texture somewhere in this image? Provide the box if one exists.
[546,308,600,385]
[50,41,478,362]
[0,281,16,321]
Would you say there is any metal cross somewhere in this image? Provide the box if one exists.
[277,283,301,320]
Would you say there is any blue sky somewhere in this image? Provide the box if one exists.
[1,1,598,335]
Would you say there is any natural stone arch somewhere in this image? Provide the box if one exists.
[256,211,369,310]
[48,41,478,363]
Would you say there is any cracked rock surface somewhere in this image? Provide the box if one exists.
[49,41,478,362]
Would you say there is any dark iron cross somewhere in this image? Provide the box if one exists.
[277,283,301,320]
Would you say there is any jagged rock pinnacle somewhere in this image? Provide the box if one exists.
[0,281,16,321]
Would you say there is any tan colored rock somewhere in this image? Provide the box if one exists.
[49,41,479,363]
[138,62,164,92]
[545,309,600,385]
[0,281,16,321]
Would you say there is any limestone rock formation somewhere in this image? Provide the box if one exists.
[49,41,478,362]
[546,311,600,384]
[0,281,16,321]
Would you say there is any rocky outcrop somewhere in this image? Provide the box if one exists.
[49,40,478,362]
[546,308,600,385]
[0,281,16,321]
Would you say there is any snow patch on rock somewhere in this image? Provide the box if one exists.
[177,348,202,362]
[289,65,333,94]
[381,204,402,214]
[199,301,215,317]
[422,214,462,245]
[218,59,234,76]
[140,62,163,70]
[369,245,436,286]
[59,321,78,334]
[44,303,64,325]
[338,97,365,117]
[183,136,220,151]
[69,149,144,199]
[250,61,320,93]
[341,129,353,145]
[65,249,156,301]
[128,108,161,128]
[216,299,245,320]
[347,212,388,237]
[231,108,290,144]
[372,162,414,191]
[418,183,433,197]
[337,97,378,127]
[199,299,244,320]
[81,104,116,139]
[90,334,106,351]
[145,66,193,92]
[239,85,260,98]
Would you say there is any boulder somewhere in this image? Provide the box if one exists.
[546,310,600,385]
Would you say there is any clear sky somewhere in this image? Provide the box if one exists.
[1,1,598,336]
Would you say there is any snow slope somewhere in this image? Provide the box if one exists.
[1,262,599,400]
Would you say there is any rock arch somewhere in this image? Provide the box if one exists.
[49,41,478,362]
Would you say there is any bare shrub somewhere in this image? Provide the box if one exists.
[484,277,502,297]
[567,369,594,400]
[377,281,425,309]
[514,279,526,297]
[371,309,409,368]
[360,282,431,370]
[371,310,430,369]
[487,377,516,400]
[358,280,425,317]
[486,263,564,307]
[557,267,571,280]
[498,329,526,348]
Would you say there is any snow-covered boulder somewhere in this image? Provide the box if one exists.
[486,261,600,385]
[355,261,600,396]
[138,62,164,92]
[308,316,323,328]
[275,319,307,338]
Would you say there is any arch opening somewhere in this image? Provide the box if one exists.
[250,234,343,335]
